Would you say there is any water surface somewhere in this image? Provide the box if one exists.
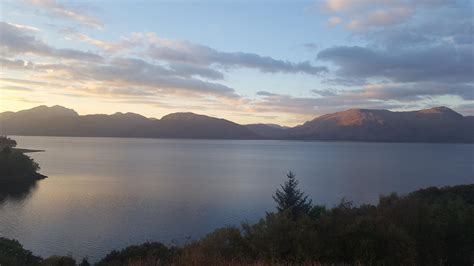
[1,136,472,261]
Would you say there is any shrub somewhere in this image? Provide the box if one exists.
[96,242,178,266]
[0,237,42,266]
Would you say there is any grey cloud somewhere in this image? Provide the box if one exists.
[366,4,473,48]
[0,22,103,62]
[253,91,405,116]
[313,0,474,114]
[311,89,337,97]
[168,63,224,80]
[253,81,473,117]
[34,57,239,99]
[148,41,328,75]
[303,42,319,51]
[356,83,474,101]
[0,58,35,69]
[321,77,367,87]
[317,45,474,84]
[256,91,279,96]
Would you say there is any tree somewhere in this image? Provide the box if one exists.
[0,136,16,152]
[273,171,312,217]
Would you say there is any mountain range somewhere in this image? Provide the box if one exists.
[0,105,472,143]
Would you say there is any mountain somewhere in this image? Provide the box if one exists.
[245,124,289,139]
[289,107,473,142]
[139,112,259,139]
[0,105,472,142]
[0,106,259,139]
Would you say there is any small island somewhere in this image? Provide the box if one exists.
[0,136,47,182]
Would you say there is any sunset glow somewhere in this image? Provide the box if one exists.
[1,0,473,125]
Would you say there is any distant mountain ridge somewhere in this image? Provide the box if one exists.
[290,107,473,142]
[0,105,472,142]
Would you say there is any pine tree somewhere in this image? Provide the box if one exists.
[272,171,312,217]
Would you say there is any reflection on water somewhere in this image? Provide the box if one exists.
[0,180,39,205]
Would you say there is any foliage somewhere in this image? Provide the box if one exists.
[0,149,40,179]
[41,256,76,266]
[0,136,17,151]
[0,237,41,266]
[272,171,312,218]
[78,257,91,266]
[96,242,178,266]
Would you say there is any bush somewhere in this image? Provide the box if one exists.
[41,256,76,266]
[0,237,42,266]
[96,242,178,266]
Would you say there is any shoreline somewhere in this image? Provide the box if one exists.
[12,148,45,153]
[0,172,48,184]
[8,134,474,144]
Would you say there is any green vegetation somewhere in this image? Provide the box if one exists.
[0,136,45,182]
[1,173,473,265]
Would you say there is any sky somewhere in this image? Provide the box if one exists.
[0,0,473,125]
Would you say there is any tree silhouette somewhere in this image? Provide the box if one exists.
[0,136,16,152]
[273,171,312,217]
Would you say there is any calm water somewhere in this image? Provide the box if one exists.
[1,136,473,261]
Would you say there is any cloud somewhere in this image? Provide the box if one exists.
[56,26,131,53]
[7,96,43,104]
[313,0,473,117]
[456,103,474,116]
[316,83,474,102]
[0,21,103,61]
[0,85,34,91]
[26,0,103,29]
[346,7,414,30]
[320,0,458,31]
[327,16,342,27]
[355,83,474,101]
[0,58,35,69]
[146,36,328,75]
[322,0,379,12]
[311,89,337,97]
[252,80,473,118]
[0,77,47,86]
[367,7,473,48]
[87,87,155,97]
[317,45,474,84]
[28,57,240,100]
[303,42,319,51]
[252,90,405,118]
[256,91,279,96]
[168,63,224,80]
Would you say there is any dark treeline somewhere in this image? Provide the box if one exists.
[1,172,473,265]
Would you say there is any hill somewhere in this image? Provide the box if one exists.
[245,123,289,139]
[0,105,260,139]
[288,107,473,142]
[0,105,472,142]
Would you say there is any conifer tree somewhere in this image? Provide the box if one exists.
[273,171,312,217]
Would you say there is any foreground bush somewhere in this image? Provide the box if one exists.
[1,179,473,265]
[0,237,41,266]
[96,242,178,266]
